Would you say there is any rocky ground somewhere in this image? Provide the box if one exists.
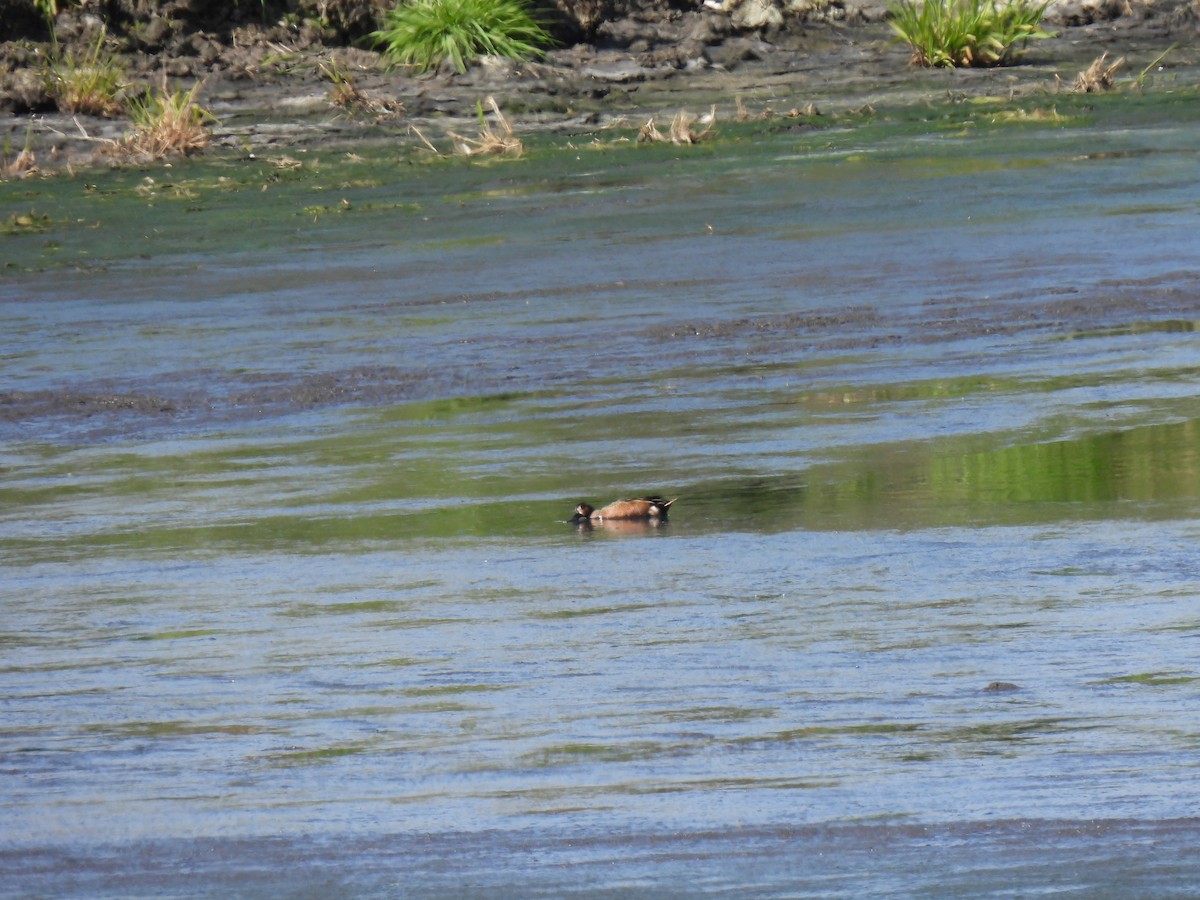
[1,0,1198,173]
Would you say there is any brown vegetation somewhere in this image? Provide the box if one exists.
[115,74,213,161]
[321,61,405,119]
[637,106,717,144]
[1074,51,1125,91]
[449,97,523,156]
[411,95,523,157]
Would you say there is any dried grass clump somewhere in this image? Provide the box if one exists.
[118,76,215,162]
[1,148,38,180]
[786,102,822,118]
[447,96,523,157]
[410,97,523,158]
[1073,52,1125,92]
[321,61,405,119]
[2,126,39,180]
[638,106,717,145]
[735,96,770,122]
[735,96,823,123]
[48,29,127,118]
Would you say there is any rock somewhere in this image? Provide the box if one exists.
[550,0,618,38]
[0,40,38,71]
[706,36,773,68]
[135,16,173,51]
[1047,0,1130,26]
[731,0,785,29]
[0,67,54,113]
[164,56,197,78]
[983,681,1021,692]
[682,12,734,44]
[837,0,894,23]
[294,0,376,39]
[598,16,649,48]
[705,0,787,30]
[190,35,223,66]
[581,59,653,81]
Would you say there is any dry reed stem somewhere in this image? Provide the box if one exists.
[447,96,523,157]
[637,117,667,143]
[785,102,821,118]
[1074,52,1125,92]
[409,124,444,155]
[1,149,38,180]
[114,75,213,163]
[735,96,825,123]
[638,105,717,145]
[736,95,776,122]
[669,110,696,144]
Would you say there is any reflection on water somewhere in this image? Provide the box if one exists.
[573,517,673,536]
[3,89,1200,895]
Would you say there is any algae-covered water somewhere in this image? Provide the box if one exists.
[3,89,1200,895]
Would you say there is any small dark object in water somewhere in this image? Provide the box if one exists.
[983,681,1021,692]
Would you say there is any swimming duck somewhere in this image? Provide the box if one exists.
[572,497,676,522]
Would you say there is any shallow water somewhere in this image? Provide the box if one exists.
[3,90,1200,895]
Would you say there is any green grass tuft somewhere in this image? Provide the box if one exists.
[122,76,216,160]
[371,0,555,75]
[889,0,1054,68]
[47,29,127,117]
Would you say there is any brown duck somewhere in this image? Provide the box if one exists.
[572,497,676,523]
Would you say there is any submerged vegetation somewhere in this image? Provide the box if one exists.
[888,0,1054,67]
[2,81,1188,273]
[370,0,555,74]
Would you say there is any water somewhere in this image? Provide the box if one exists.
[3,90,1200,895]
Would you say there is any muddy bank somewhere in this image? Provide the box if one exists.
[2,0,1198,172]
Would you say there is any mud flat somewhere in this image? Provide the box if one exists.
[2,0,1198,172]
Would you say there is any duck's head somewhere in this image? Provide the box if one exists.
[572,503,595,522]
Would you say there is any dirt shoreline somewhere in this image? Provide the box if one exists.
[2,0,1198,173]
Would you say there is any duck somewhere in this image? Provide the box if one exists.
[572,497,676,523]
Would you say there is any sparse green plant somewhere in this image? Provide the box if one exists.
[2,210,51,234]
[370,0,555,74]
[121,75,216,160]
[889,0,1054,68]
[47,29,127,117]
[322,59,365,106]
[1134,43,1176,89]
